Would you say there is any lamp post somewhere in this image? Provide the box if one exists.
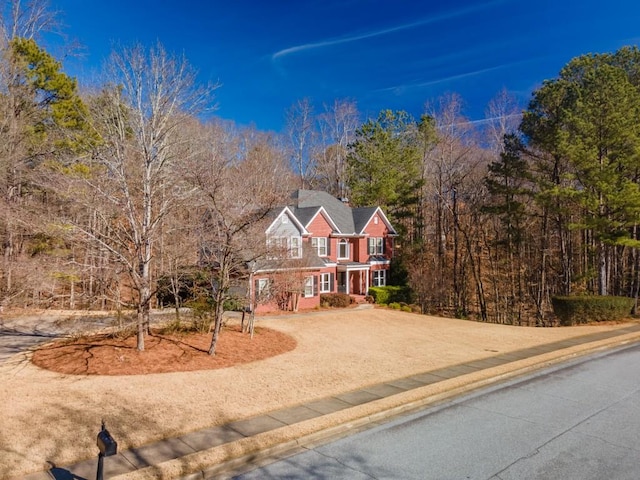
[96,420,118,480]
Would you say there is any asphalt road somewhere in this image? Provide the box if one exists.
[0,316,66,363]
[0,313,115,363]
[233,343,640,480]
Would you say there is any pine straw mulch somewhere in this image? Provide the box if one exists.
[31,324,297,375]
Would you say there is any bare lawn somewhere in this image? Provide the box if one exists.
[0,308,633,478]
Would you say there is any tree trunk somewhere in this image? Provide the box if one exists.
[598,239,608,296]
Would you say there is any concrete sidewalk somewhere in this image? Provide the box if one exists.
[17,322,640,480]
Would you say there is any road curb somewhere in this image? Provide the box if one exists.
[109,330,640,480]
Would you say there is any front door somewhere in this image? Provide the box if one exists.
[337,272,347,294]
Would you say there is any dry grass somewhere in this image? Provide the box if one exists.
[0,308,631,478]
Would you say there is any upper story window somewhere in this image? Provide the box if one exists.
[338,239,349,260]
[289,236,302,258]
[368,237,384,255]
[267,236,302,259]
[311,237,328,257]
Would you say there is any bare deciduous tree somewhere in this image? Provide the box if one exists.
[0,0,58,45]
[73,43,216,351]
[285,97,318,189]
[316,98,359,199]
[484,88,522,155]
[185,121,292,355]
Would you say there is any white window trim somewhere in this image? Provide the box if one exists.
[320,273,331,293]
[290,236,302,258]
[368,237,384,255]
[338,239,349,260]
[257,278,271,298]
[304,276,314,297]
[373,270,386,287]
[311,237,328,257]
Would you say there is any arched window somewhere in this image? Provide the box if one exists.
[338,239,349,259]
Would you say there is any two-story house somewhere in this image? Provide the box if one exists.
[251,190,397,312]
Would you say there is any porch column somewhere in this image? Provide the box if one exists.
[365,269,369,294]
[345,271,350,295]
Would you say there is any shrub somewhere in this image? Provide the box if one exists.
[368,286,412,305]
[388,302,401,310]
[551,295,634,326]
[223,297,245,312]
[320,293,352,308]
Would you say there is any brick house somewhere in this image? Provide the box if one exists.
[251,190,397,312]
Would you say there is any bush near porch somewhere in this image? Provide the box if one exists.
[368,286,412,305]
[320,293,353,308]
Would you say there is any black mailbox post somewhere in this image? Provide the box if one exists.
[96,421,117,480]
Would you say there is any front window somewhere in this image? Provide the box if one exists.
[338,239,349,260]
[304,276,314,297]
[373,270,386,287]
[311,237,328,256]
[256,278,272,299]
[320,273,332,293]
[368,237,384,255]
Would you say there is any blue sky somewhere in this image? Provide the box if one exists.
[49,0,640,132]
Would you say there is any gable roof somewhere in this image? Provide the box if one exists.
[355,207,397,235]
[289,190,396,236]
[265,206,309,235]
[291,190,355,234]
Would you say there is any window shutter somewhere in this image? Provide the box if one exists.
[329,273,334,292]
[313,276,319,296]
[327,238,331,256]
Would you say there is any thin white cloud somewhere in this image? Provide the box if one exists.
[271,0,508,60]
[376,64,510,95]
[413,64,511,88]
[377,57,541,95]
[467,113,522,126]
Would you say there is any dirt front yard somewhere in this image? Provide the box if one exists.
[0,307,633,477]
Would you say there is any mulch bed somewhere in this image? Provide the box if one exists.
[31,325,297,375]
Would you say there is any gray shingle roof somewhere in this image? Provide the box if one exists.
[352,207,378,234]
[289,190,397,235]
[290,190,356,234]
[291,206,322,229]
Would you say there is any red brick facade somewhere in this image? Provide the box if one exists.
[252,191,396,313]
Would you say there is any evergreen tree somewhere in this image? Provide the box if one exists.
[521,48,640,296]
[347,110,421,230]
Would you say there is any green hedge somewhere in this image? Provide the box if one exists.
[551,295,634,326]
[368,286,412,305]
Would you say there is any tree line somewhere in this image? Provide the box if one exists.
[2,0,640,345]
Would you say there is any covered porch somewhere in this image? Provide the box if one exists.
[336,263,370,295]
